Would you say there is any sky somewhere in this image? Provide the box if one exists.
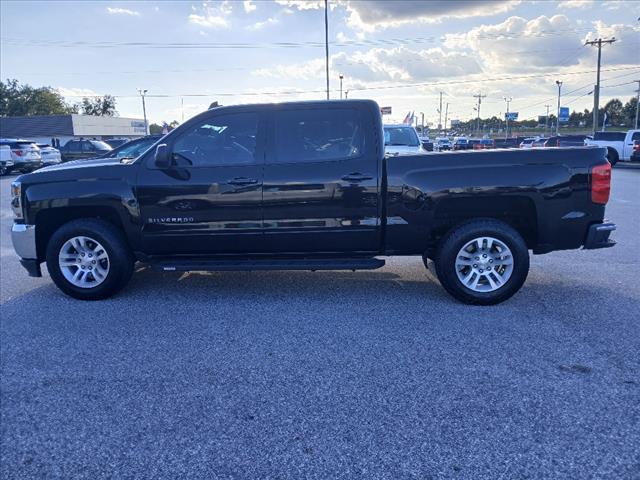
[1,0,639,125]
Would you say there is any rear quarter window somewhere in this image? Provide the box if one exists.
[274,108,364,164]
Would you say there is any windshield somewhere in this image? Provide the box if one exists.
[90,140,112,151]
[384,127,420,147]
[111,138,158,158]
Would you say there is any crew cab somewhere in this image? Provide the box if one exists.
[584,130,640,166]
[10,100,616,305]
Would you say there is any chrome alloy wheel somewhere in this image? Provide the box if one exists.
[58,236,110,288]
[455,236,514,293]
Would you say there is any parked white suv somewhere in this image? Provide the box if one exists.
[36,144,62,166]
[383,124,427,156]
[0,139,42,173]
[0,145,14,175]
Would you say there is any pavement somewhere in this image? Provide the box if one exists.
[1,169,639,479]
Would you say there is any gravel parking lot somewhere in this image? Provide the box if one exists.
[1,169,639,479]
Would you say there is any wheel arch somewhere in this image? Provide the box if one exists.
[35,206,127,261]
[430,195,538,252]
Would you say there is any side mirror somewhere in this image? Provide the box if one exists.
[154,144,171,169]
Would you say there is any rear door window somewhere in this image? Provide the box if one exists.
[274,108,364,164]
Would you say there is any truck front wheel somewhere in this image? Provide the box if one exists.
[45,218,134,300]
[433,219,529,305]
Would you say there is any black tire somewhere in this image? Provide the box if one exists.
[46,218,134,300]
[433,219,529,305]
[606,147,619,167]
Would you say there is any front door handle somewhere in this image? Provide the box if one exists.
[228,177,258,186]
[341,172,373,182]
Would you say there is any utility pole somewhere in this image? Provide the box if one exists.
[324,0,330,100]
[137,89,148,135]
[438,91,443,131]
[503,96,512,140]
[585,37,616,136]
[544,104,550,135]
[444,102,449,133]
[339,75,343,99]
[473,92,486,136]
[420,112,425,134]
[555,81,562,136]
[181,97,184,123]
[635,79,640,129]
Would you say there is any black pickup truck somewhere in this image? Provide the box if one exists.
[10,100,616,305]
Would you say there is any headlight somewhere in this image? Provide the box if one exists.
[10,181,23,219]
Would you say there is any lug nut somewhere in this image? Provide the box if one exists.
[487,266,491,271]
[92,260,96,264]
[475,256,480,260]
[473,264,478,268]
[81,253,85,257]
[489,259,493,263]
[81,265,85,269]
[88,266,93,270]
[88,253,92,258]
[479,269,484,273]
[483,254,487,258]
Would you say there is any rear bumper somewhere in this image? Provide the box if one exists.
[13,160,42,171]
[583,222,616,249]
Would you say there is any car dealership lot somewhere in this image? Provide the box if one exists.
[1,170,639,479]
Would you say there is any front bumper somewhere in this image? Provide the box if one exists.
[583,222,616,250]
[12,224,42,277]
[12,223,37,259]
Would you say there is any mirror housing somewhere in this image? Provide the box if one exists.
[154,144,171,169]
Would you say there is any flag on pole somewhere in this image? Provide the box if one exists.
[402,111,414,125]
[602,112,608,132]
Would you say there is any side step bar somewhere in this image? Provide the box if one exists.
[148,257,386,272]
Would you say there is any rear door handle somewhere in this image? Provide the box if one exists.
[341,172,373,182]
[228,177,258,186]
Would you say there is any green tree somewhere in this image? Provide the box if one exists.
[601,98,623,127]
[622,96,638,127]
[149,121,180,135]
[76,95,118,116]
[0,78,74,116]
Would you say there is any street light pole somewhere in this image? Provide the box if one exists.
[503,96,512,140]
[339,75,343,99]
[137,88,148,135]
[324,0,330,100]
[555,81,562,136]
[635,79,640,129]
[420,112,424,134]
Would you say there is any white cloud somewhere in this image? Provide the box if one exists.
[252,46,482,83]
[188,1,232,29]
[557,0,594,9]
[106,7,140,16]
[344,0,521,31]
[56,87,102,99]
[243,0,257,13]
[274,0,324,10]
[246,17,279,31]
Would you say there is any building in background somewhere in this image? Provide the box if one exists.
[0,114,146,146]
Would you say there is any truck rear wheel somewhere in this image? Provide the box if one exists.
[46,218,134,300]
[433,219,529,305]
[606,147,619,166]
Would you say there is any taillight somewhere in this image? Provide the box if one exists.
[14,149,24,156]
[591,163,611,205]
